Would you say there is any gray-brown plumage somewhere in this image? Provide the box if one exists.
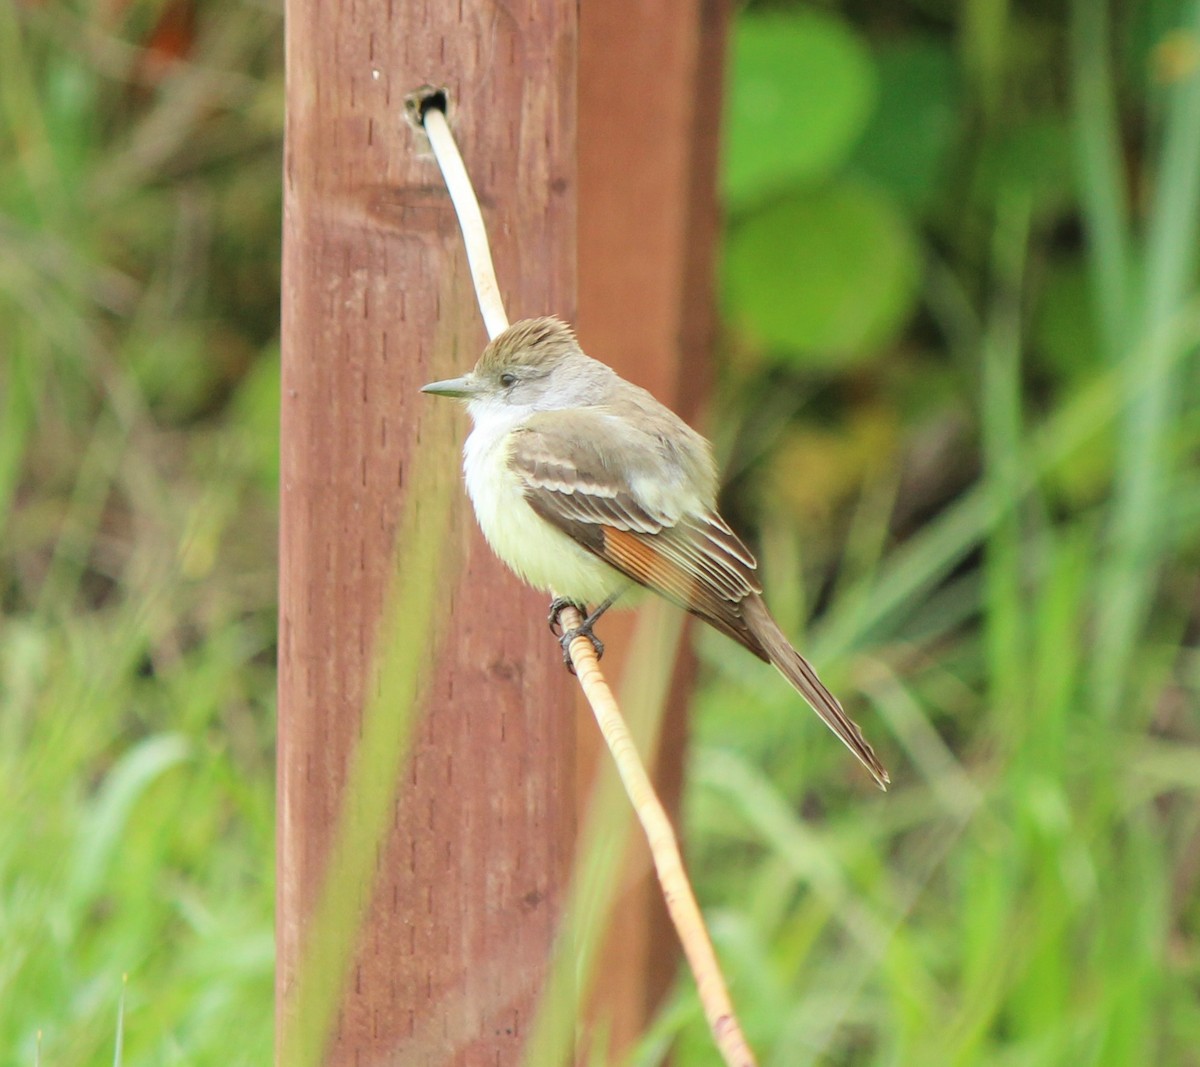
[422,317,889,789]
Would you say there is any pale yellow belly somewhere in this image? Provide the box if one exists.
[463,427,632,606]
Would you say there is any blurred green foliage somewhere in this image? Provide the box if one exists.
[0,1,281,1063]
[1,0,1199,1065]
[691,1,1200,1065]
[724,180,920,360]
[724,11,876,206]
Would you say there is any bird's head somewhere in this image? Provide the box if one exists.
[421,317,610,418]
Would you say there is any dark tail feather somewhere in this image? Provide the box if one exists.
[741,595,889,790]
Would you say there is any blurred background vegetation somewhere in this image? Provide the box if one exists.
[2,0,1198,1064]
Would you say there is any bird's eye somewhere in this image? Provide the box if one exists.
[499,372,517,387]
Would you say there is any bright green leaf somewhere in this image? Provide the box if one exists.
[723,181,921,365]
[723,11,876,207]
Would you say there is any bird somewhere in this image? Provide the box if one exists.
[421,316,889,789]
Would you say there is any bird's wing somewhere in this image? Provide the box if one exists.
[511,408,890,789]
[508,409,767,653]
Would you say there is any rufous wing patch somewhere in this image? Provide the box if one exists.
[601,528,684,594]
[601,526,737,622]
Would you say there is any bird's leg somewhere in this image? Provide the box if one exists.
[548,592,621,674]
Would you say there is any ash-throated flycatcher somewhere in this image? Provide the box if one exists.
[422,317,889,789]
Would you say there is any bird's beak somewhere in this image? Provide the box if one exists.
[420,374,480,399]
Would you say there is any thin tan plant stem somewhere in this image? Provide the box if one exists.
[421,103,509,340]
[560,605,757,1067]
[416,90,756,1067]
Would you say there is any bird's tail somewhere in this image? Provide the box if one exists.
[741,595,889,790]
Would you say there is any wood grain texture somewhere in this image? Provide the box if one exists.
[278,3,577,1064]
[577,0,731,1053]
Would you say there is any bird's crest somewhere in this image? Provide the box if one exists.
[477,317,580,373]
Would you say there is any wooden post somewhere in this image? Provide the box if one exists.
[577,0,731,1052]
[278,4,577,1066]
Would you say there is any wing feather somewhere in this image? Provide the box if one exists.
[508,412,765,655]
[508,408,889,787]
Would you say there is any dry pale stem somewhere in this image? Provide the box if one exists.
[559,605,758,1067]
[415,100,755,1067]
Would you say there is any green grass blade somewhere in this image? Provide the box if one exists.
[1069,0,1132,359]
[1094,1,1200,712]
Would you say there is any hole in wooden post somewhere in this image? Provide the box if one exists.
[404,86,450,154]
[404,85,450,129]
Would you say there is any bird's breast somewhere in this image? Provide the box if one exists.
[462,422,626,605]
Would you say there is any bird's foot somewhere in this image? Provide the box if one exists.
[546,597,604,675]
[547,596,585,638]
[558,623,604,674]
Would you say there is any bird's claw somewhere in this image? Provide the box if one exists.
[546,596,580,638]
[558,625,604,675]
[547,597,604,674]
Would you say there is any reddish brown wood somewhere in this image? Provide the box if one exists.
[577,0,731,1055]
[278,4,577,1065]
